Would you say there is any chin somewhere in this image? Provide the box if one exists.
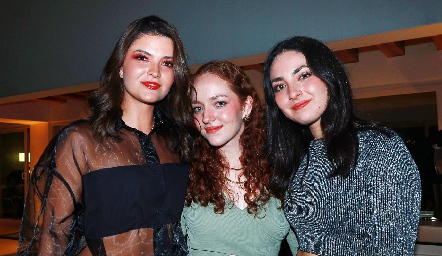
[208,141,227,147]
[204,138,227,148]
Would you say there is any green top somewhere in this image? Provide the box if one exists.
[181,196,298,255]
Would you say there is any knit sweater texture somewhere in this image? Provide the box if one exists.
[284,129,421,255]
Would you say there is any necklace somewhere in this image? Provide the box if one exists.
[229,167,242,171]
[225,176,245,184]
[150,117,156,131]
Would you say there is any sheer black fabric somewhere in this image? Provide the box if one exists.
[18,109,189,255]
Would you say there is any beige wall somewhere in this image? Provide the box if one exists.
[1,34,441,173]
[245,42,442,129]
[29,123,49,172]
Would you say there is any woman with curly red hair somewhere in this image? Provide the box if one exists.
[181,61,298,255]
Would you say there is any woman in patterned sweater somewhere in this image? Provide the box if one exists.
[263,36,421,255]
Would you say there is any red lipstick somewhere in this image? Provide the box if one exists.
[292,100,310,111]
[141,81,161,90]
[205,126,222,134]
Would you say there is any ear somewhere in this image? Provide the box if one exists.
[242,95,253,118]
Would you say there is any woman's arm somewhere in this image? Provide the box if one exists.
[286,227,299,254]
[18,129,86,255]
[371,134,421,255]
[180,208,188,237]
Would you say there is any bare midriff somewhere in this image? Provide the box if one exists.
[297,250,318,256]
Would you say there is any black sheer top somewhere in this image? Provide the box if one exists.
[18,110,189,255]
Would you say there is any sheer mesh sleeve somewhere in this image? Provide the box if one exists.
[18,121,88,255]
[18,117,189,255]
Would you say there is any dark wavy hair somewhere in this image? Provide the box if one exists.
[263,36,378,198]
[185,61,272,215]
[88,15,195,162]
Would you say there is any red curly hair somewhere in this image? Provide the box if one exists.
[185,61,272,215]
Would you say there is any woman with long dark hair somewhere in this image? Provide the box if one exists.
[18,15,195,255]
[182,61,298,255]
[263,36,421,255]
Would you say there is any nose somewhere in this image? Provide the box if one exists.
[288,83,301,100]
[148,63,161,78]
[202,108,215,124]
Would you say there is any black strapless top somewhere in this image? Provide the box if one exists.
[82,163,189,239]
[17,111,190,256]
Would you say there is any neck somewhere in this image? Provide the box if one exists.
[221,151,242,172]
[122,105,155,134]
[310,129,324,140]
[309,121,324,140]
[225,167,245,183]
[220,142,241,164]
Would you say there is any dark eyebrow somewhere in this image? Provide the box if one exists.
[133,49,173,59]
[133,49,151,56]
[270,65,309,84]
[270,77,283,84]
[292,65,308,75]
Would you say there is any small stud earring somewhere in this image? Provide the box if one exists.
[242,115,250,122]
[119,69,123,78]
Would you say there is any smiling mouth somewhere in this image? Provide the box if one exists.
[141,81,161,90]
[292,100,310,111]
[205,126,222,134]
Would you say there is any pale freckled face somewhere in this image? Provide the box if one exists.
[270,51,328,134]
[121,34,175,107]
[191,73,252,150]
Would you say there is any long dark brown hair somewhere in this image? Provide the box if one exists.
[263,36,380,198]
[185,61,272,215]
[88,15,195,162]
